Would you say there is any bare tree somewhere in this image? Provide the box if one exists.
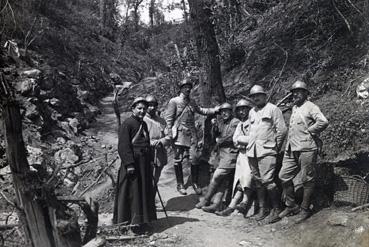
[149,0,155,27]
[181,0,189,23]
[188,0,226,106]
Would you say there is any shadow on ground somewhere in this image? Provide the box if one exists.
[152,216,199,233]
[165,194,199,212]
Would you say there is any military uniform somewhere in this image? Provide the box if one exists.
[247,102,287,188]
[279,100,328,209]
[246,100,287,222]
[165,93,217,194]
[195,107,239,212]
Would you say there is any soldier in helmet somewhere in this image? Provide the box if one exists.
[216,98,256,217]
[278,80,328,223]
[113,97,157,233]
[247,85,287,224]
[144,95,170,184]
[195,102,240,213]
[165,78,219,195]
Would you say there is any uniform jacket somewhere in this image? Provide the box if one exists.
[211,117,239,169]
[286,100,329,152]
[165,93,216,147]
[144,113,170,167]
[246,102,287,158]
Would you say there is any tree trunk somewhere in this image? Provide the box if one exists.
[0,73,82,247]
[188,0,226,106]
[149,0,155,28]
[181,0,188,23]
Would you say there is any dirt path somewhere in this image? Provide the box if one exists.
[83,92,369,247]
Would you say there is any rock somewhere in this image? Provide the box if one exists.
[26,146,43,166]
[68,118,80,134]
[24,103,39,120]
[54,148,79,166]
[20,69,41,78]
[57,121,76,139]
[57,137,67,145]
[15,78,40,96]
[357,78,369,99]
[355,226,365,234]
[326,213,349,227]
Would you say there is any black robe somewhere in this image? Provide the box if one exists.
[113,115,157,225]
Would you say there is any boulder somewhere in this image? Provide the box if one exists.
[24,103,39,120]
[68,118,80,134]
[54,148,79,166]
[15,78,40,96]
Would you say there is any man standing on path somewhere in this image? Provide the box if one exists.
[195,102,240,213]
[144,95,170,184]
[113,97,156,234]
[247,85,287,224]
[278,81,329,223]
[165,78,219,195]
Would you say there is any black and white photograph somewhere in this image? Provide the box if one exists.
[1,0,369,246]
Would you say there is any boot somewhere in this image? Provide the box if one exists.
[202,203,221,213]
[265,187,282,224]
[215,207,235,216]
[253,188,269,221]
[202,191,223,213]
[279,204,300,218]
[294,185,314,224]
[294,208,312,224]
[236,201,253,216]
[195,180,219,208]
[300,185,314,211]
[191,165,202,195]
[282,181,296,209]
[174,163,187,195]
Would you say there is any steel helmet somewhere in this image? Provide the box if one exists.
[219,102,233,111]
[291,80,309,93]
[131,97,147,108]
[179,78,193,88]
[249,85,266,96]
[235,98,254,108]
[145,95,158,105]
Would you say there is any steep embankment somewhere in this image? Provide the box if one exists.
[222,0,369,164]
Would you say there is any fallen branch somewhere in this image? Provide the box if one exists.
[78,156,119,197]
[0,223,18,230]
[332,0,351,33]
[351,203,369,212]
[0,189,16,208]
[105,235,147,241]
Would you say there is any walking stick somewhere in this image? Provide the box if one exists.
[152,147,169,219]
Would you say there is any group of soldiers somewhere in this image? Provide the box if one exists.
[113,78,329,233]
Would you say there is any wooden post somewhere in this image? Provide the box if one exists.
[0,72,82,247]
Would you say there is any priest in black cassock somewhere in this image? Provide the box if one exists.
[113,97,157,232]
